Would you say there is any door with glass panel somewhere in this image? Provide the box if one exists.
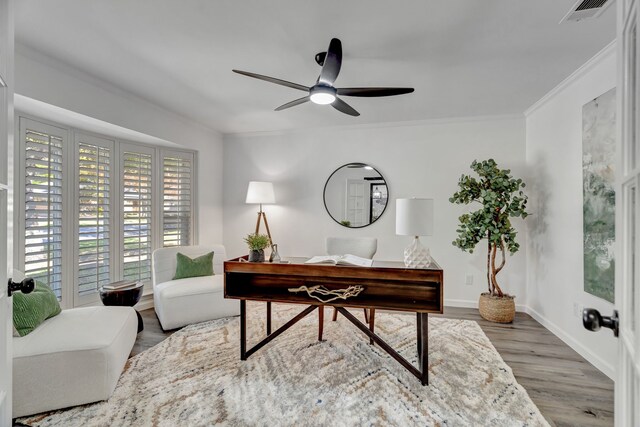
[617,0,640,423]
[585,2,640,423]
[612,0,640,426]
[345,179,368,227]
[0,0,11,419]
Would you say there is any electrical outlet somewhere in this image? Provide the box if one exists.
[465,275,474,286]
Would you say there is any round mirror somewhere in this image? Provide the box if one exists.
[323,163,389,228]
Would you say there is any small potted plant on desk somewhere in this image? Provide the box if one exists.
[244,233,271,262]
[449,159,529,323]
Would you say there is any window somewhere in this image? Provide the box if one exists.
[122,147,154,283]
[162,152,194,247]
[21,120,66,299]
[76,134,113,301]
[17,116,197,308]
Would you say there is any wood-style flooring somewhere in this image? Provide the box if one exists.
[133,307,614,427]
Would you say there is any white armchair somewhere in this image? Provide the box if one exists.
[152,245,239,330]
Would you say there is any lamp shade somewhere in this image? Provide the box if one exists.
[396,198,434,236]
[246,181,275,204]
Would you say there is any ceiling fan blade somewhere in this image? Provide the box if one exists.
[232,69,309,92]
[337,87,415,97]
[318,38,342,85]
[275,96,310,111]
[332,97,360,116]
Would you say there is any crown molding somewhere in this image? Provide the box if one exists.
[223,113,524,139]
[524,40,616,117]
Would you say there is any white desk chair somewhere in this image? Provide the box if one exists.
[321,237,377,339]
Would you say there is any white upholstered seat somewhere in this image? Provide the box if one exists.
[13,306,137,417]
[152,245,239,330]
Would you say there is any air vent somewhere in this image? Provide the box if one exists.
[560,0,613,23]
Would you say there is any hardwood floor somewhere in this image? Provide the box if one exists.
[133,307,614,427]
[436,308,614,427]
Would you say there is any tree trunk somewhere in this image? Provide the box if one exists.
[486,239,492,293]
[490,240,506,297]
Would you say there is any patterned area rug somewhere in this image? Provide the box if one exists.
[21,303,549,426]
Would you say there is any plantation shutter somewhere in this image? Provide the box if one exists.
[76,134,113,298]
[23,123,65,299]
[162,152,194,247]
[122,147,154,283]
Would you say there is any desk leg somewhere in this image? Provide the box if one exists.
[266,301,272,335]
[369,309,375,345]
[240,300,247,360]
[418,313,429,385]
[416,312,422,357]
[318,305,324,341]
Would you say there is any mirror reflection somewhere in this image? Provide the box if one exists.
[323,163,389,228]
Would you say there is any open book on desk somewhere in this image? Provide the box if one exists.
[305,254,373,267]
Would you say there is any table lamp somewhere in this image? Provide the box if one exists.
[396,198,435,268]
[246,181,276,246]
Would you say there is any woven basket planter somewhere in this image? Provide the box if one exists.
[478,293,515,323]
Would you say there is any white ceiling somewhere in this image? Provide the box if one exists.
[15,0,615,134]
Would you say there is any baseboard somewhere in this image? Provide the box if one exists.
[523,305,615,380]
[445,298,614,380]
[444,298,528,312]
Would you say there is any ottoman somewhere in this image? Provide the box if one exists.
[12,306,137,417]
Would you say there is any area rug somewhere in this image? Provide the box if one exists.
[20,303,549,427]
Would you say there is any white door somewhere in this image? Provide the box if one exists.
[617,0,640,424]
[0,196,9,424]
[345,179,369,227]
[0,0,11,422]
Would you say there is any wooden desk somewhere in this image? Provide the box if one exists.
[224,257,443,385]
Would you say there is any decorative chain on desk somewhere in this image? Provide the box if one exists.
[288,285,364,303]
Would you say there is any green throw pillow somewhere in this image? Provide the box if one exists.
[13,281,62,337]
[173,252,215,280]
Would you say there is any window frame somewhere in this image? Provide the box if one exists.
[120,142,156,294]
[15,113,198,309]
[17,116,72,306]
[160,149,196,248]
[73,131,117,307]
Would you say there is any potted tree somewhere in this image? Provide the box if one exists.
[244,233,270,262]
[449,159,528,323]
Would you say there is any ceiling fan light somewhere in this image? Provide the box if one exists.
[310,92,335,105]
[309,85,337,105]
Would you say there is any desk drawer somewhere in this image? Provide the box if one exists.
[224,272,442,313]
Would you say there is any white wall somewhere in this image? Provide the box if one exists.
[14,47,224,245]
[525,42,617,378]
[223,116,527,306]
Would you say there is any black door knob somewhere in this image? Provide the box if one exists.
[7,277,35,297]
[583,308,619,337]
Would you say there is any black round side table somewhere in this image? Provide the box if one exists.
[99,282,144,333]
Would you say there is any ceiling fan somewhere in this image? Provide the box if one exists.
[232,38,414,117]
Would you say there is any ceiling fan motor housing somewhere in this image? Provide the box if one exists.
[309,84,337,105]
